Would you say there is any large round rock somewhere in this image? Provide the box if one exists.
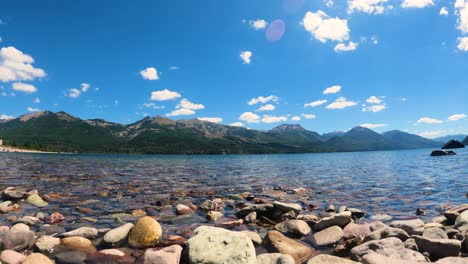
[128,216,163,248]
[187,226,256,264]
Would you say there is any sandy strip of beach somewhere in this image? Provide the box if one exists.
[0,146,57,153]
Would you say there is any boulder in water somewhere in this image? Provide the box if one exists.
[431,150,456,156]
[442,140,465,149]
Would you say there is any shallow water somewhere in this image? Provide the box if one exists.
[0,148,466,235]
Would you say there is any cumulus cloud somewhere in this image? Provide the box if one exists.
[334,41,358,52]
[457,37,468,51]
[360,123,386,129]
[0,46,46,82]
[305,100,327,107]
[302,10,350,43]
[176,98,205,110]
[401,0,434,8]
[67,88,81,98]
[166,108,195,117]
[239,112,260,123]
[448,113,466,121]
[12,82,37,93]
[27,107,41,112]
[326,97,357,109]
[417,117,443,124]
[33,97,40,103]
[262,115,288,123]
[291,116,301,121]
[362,104,386,112]
[151,89,181,101]
[81,83,90,92]
[198,117,223,123]
[456,0,468,33]
[302,114,317,119]
[347,0,388,15]
[256,104,276,111]
[439,7,449,15]
[323,85,341,94]
[140,67,159,80]
[419,130,443,138]
[248,95,279,105]
[366,96,383,104]
[240,51,252,64]
[0,114,14,120]
[229,122,244,127]
[249,19,268,30]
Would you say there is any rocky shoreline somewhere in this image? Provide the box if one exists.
[0,187,467,264]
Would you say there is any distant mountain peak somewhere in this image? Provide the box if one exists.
[272,124,305,132]
[18,110,53,122]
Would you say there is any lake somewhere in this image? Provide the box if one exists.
[0,148,466,234]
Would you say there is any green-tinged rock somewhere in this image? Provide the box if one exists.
[128,216,162,248]
[26,194,48,207]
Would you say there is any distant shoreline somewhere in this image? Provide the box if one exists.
[0,146,58,154]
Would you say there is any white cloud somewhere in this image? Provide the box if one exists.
[302,114,317,119]
[325,0,334,7]
[198,117,223,123]
[176,98,205,110]
[0,46,46,82]
[371,35,379,44]
[67,88,81,98]
[291,116,301,121]
[81,83,90,92]
[169,66,180,70]
[362,104,386,112]
[457,37,468,51]
[401,0,434,8]
[439,7,448,16]
[334,41,358,52]
[240,51,252,64]
[151,89,181,101]
[456,1,468,33]
[143,102,165,110]
[166,108,195,117]
[323,85,341,94]
[262,115,288,123]
[140,67,159,80]
[33,97,40,103]
[418,130,443,138]
[27,107,40,112]
[305,100,327,107]
[12,82,37,93]
[366,96,383,104]
[360,123,386,129]
[0,114,14,120]
[347,0,388,15]
[229,122,244,127]
[448,113,466,121]
[239,112,260,123]
[302,10,350,43]
[249,19,268,30]
[256,104,276,111]
[417,117,443,124]
[326,97,357,109]
[248,95,279,105]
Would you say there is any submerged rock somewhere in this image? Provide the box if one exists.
[61,227,98,239]
[187,226,256,264]
[264,230,317,263]
[26,194,49,207]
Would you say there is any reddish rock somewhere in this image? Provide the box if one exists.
[48,212,65,224]
[176,204,193,215]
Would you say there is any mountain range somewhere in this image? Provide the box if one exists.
[0,111,447,154]
[432,134,468,143]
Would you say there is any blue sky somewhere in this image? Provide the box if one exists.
[0,0,467,137]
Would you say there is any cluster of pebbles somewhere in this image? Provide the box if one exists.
[0,186,467,264]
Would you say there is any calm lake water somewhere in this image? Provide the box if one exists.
[0,148,466,233]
